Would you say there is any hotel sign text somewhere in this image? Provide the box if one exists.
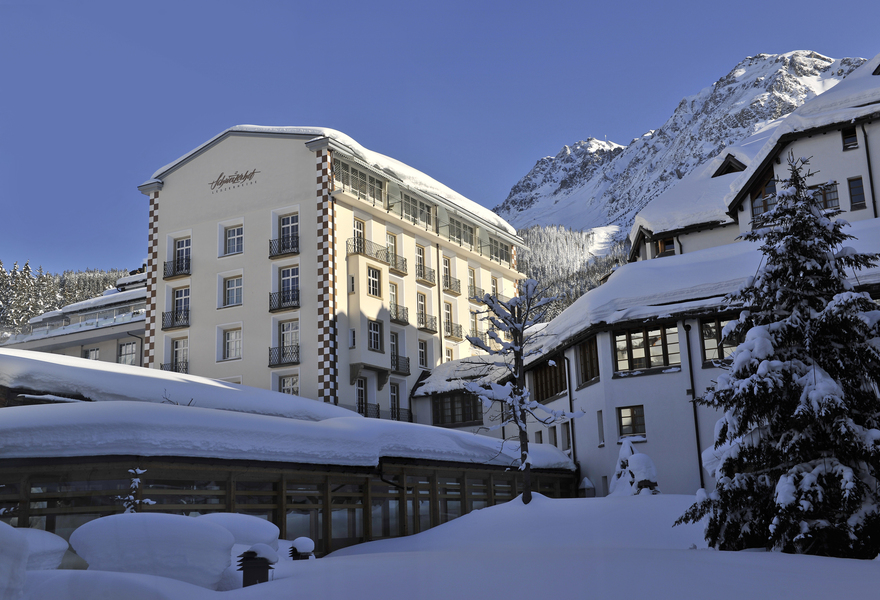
[209,169,261,193]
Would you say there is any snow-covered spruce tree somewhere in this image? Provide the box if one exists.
[677,156,880,558]
[463,279,576,504]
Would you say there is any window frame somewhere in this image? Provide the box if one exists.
[530,358,567,403]
[750,170,777,218]
[224,276,243,307]
[367,267,381,298]
[224,225,244,256]
[842,126,858,151]
[617,405,646,439]
[700,317,741,364]
[117,341,138,365]
[613,324,680,374]
[280,374,299,395]
[848,177,866,210]
[809,182,840,210]
[418,339,428,368]
[368,320,383,352]
[431,393,483,427]
[223,328,242,360]
[576,336,600,387]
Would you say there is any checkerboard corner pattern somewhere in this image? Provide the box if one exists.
[144,191,160,368]
[316,149,338,404]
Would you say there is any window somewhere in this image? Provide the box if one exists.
[279,214,299,253]
[367,267,381,297]
[416,245,425,269]
[443,256,451,283]
[390,331,399,358]
[417,293,427,318]
[418,340,428,368]
[701,317,742,362]
[173,338,188,367]
[613,325,680,372]
[118,341,137,365]
[224,329,242,360]
[535,430,543,444]
[403,193,434,229]
[561,422,571,451]
[280,374,299,395]
[386,232,397,259]
[448,217,474,248]
[368,320,383,352]
[848,177,866,210]
[432,393,483,427]
[338,162,384,202]
[491,277,498,297]
[531,358,566,403]
[468,268,476,294]
[489,238,510,264]
[174,287,190,314]
[224,276,242,307]
[353,219,365,254]
[83,348,99,360]
[174,237,191,271]
[280,320,299,349]
[618,405,646,438]
[470,312,478,336]
[810,183,839,210]
[445,347,453,362]
[576,336,599,385]
[280,266,299,305]
[653,237,674,258]
[389,282,398,307]
[356,378,367,412]
[547,426,557,447]
[390,383,400,414]
[751,171,777,218]
[842,126,858,150]
[224,225,243,255]
[444,302,454,336]
[597,410,605,446]
[350,328,356,348]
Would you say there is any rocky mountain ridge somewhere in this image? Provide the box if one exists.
[494,51,866,237]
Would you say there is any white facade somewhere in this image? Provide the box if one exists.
[138,127,523,421]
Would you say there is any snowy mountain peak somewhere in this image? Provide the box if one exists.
[494,50,866,233]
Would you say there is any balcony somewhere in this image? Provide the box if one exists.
[269,344,300,367]
[468,285,486,303]
[469,329,488,345]
[444,321,464,341]
[391,354,410,376]
[160,361,188,374]
[333,165,386,208]
[269,289,300,312]
[387,254,407,276]
[347,238,389,263]
[358,400,381,419]
[415,264,436,286]
[417,312,438,333]
[443,276,461,296]
[163,257,191,279]
[161,310,190,330]
[391,406,412,422]
[269,235,299,258]
[389,303,409,325]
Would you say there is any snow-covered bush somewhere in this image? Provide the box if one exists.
[18,528,68,570]
[609,439,659,496]
[0,521,27,600]
[198,512,279,550]
[69,513,235,590]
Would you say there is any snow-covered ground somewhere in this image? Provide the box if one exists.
[16,494,880,600]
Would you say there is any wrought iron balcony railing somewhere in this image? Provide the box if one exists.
[443,276,461,295]
[415,264,436,286]
[269,235,299,258]
[387,253,407,275]
[444,321,464,341]
[164,257,191,279]
[417,312,438,333]
[389,303,409,325]
[469,329,488,345]
[269,289,300,312]
[347,238,389,263]
[357,400,381,418]
[468,285,486,302]
[160,361,188,374]
[269,344,300,367]
[391,406,412,422]
[391,354,410,376]
[161,310,190,330]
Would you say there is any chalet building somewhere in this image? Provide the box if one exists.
[522,52,880,496]
[0,271,147,368]
[629,53,880,262]
[137,126,524,423]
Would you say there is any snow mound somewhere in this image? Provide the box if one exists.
[19,529,68,570]
[198,513,279,550]
[0,522,28,600]
[69,513,234,590]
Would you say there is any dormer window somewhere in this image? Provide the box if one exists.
[842,127,858,151]
[653,237,674,258]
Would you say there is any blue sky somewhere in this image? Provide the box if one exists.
[0,0,876,274]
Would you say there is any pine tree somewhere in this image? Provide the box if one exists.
[677,156,880,558]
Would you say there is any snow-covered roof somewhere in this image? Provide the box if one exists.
[412,354,511,397]
[532,218,880,364]
[146,125,517,237]
[725,52,880,212]
[629,120,782,241]
[33,287,146,321]
[0,401,573,470]
[115,271,147,288]
[0,348,350,422]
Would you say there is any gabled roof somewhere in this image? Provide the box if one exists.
[725,52,880,215]
[140,125,519,239]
